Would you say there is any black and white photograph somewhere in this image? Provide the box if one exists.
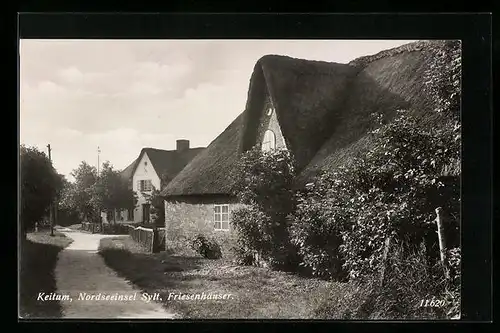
[19,37,463,320]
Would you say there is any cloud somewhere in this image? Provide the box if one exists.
[128,81,163,95]
[37,80,67,94]
[58,66,85,82]
[20,39,415,180]
[58,66,109,85]
[55,128,84,139]
[135,61,193,81]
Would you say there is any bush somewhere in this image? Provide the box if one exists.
[291,40,461,284]
[290,176,351,280]
[190,235,222,259]
[231,147,299,270]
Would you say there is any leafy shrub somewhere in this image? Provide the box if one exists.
[290,107,460,282]
[231,147,299,269]
[343,109,460,278]
[190,234,222,259]
[230,206,268,265]
[291,183,349,280]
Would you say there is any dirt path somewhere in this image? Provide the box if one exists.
[54,230,176,319]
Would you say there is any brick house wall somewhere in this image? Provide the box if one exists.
[164,196,245,258]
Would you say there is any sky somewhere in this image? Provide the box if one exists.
[20,39,415,182]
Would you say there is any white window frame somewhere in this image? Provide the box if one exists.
[139,179,153,192]
[262,129,276,151]
[214,204,230,231]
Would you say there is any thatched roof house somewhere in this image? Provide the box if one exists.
[163,40,449,198]
[162,54,361,197]
[160,40,456,254]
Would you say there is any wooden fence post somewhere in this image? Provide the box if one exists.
[151,229,154,253]
[435,207,450,279]
[151,229,155,253]
[379,236,392,288]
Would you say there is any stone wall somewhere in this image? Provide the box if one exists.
[164,195,244,258]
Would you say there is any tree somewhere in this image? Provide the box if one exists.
[20,145,63,237]
[60,161,137,224]
[64,161,99,223]
[94,161,137,223]
[142,186,164,227]
[57,175,81,227]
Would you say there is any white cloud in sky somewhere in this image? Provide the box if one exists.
[19,39,416,181]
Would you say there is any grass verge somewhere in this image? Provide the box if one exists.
[19,231,73,318]
[99,236,340,319]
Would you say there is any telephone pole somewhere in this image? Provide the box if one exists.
[47,144,54,236]
[97,146,101,227]
[97,146,101,175]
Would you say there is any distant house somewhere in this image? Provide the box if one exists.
[115,140,204,224]
[160,41,450,256]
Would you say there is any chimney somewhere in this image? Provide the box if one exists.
[176,139,190,151]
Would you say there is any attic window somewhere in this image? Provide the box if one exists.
[262,130,276,152]
[267,107,274,116]
[144,161,147,166]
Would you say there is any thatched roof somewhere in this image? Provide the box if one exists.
[163,40,456,197]
[162,55,358,197]
[121,146,205,187]
[161,113,245,196]
[240,55,359,171]
[120,159,138,182]
[296,40,450,185]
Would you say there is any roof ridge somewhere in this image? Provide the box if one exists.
[347,40,439,68]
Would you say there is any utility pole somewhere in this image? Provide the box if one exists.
[97,146,101,229]
[97,146,101,175]
[47,144,54,236]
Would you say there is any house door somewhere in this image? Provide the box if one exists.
[142,204,151,224]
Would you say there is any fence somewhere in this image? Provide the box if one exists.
[128,225,166,253]
[101,223,130,235]
[81,222,102,234]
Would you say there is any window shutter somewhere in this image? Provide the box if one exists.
[137,180,141,191]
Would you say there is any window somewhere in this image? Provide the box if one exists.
[127,208,134,221]
[261,129,276,151]
[214,204,230,231]
[138,179,153,192]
